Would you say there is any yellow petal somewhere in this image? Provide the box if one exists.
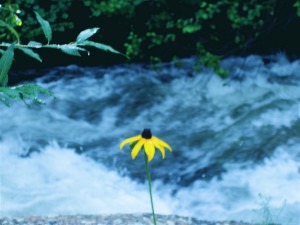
[144,140,155,161]
[153,141,165,159]
[120,135,141,150]
[153,136,172,152]
[131,138,146,160]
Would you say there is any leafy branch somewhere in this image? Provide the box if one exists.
[0,84,54,107]
[0,11,124,107]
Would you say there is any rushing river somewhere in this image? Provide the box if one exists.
[0,55,299,224]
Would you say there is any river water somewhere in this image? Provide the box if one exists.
[0,55,299,224]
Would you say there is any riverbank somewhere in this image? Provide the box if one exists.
[0,214,257,225]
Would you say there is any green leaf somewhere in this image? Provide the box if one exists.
[0,86,22,107]
[215,68,229,78]
[18,48,42,62]
[0,94,11,106]
[59,45,84,56]
[76,28,100,43]
[0,20,20,43]
[0,86,20,106]
[0,49,5,55]
[182,24,202,34]
[0,44,15,87]
[0,84,55,106]
[294,1,300,17]
[16,84,54,104]
[0,84,54,107]
[28,41,43,48]
[61,47,81,56]
[0,86,19,98]
[34,11,52,43]
[81,40,125,56]
[17,84,53,95]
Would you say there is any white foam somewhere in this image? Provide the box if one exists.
[252,103,300,128]
[0,139,171,217]
[1,55,300,224]
[167,142,300,224]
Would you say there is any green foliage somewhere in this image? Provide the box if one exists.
[117,0,274,76]
[0,11,122,106]
[0,84,54,106]
[124,32,142,59]
[59,44,86,57]
[196,43,228,78]
[18,47,42,62]
[14,0,73,41]
[0,44,14,87]
[83,0,144,17]
[1,0,282,78]
[34,11,52,43]
[0,20,20,43]
[0,3,22,42]
[81,40,124,56]
[294,1,300,17]
[76,28,100,43]
[226,1,273,47]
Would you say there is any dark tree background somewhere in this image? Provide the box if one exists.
[1,0,299,70]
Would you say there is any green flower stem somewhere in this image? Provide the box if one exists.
[144,150,157,225]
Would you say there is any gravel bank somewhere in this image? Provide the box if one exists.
[0,214,256,225]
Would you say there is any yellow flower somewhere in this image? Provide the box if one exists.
[120,129,172,161]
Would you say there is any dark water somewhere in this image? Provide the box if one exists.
[0,55,299,224]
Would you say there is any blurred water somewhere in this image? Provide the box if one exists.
[0,55,299,224]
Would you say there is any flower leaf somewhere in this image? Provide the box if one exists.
[0,43,15,87]
[76,28,100,43]
[18,47,42,62]
[34,11,52,43]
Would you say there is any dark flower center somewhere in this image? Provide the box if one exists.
[141,129,152,139]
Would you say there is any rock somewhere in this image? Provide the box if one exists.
[0,214,256,225]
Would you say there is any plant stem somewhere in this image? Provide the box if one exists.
[144,151,157,225]
[0,43,82,49]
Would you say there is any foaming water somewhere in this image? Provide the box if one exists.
[170,141,300,224]
[0,139,171,216]
[1,55,299,224]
